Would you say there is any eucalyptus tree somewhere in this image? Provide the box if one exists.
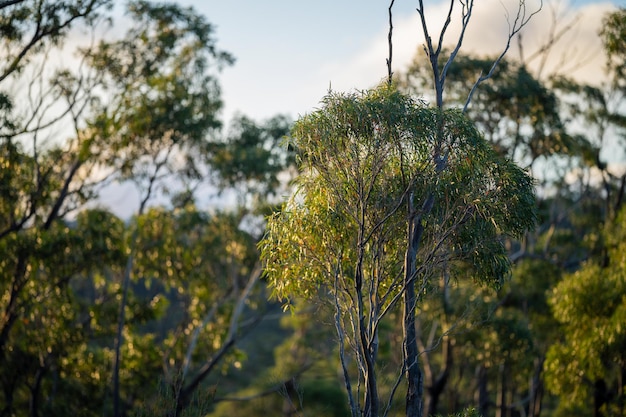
[260,85,535,417]
[260,0,540,415]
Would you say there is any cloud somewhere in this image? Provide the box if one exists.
[319,0,616,96]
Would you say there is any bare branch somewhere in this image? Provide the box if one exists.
[416,0,435,60]
[463,0,543,112]
[441,0,474,89]
[179,263,262,403]
[386,0,395,84]
[334,267,359,417]
[437,0,458,58]
[0,0,25,9]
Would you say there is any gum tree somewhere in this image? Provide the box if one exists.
[260,85,535,417]
[260,0,539,414]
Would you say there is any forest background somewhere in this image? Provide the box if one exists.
[0,1,625,417]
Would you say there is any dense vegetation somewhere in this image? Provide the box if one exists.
[0,1,624,417]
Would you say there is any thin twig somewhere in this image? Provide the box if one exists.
[463,0,543,112]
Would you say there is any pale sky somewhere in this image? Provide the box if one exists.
[96,0,621,217]
[168,0,620,124]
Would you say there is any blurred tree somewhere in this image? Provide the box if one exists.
[127,205,267,416]
[542,13,626,415]
[0,0,259,415]
[544,208,626,417]
[211,113,294,206]
[79,3,235,414]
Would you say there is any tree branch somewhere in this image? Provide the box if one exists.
[386,0,395,84]
[463,0,543,112]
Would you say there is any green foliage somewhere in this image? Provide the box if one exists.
[0,207,127,416]
[544,208,626,414]
[601,8,626,91]
[211,114,293,199]
[0,0,113,80]
[402,53,584,166]
[261,84,535,307]
[85,0,233,181]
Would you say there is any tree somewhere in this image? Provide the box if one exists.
[543,11,626,416]
[0,2,117,415]
[0,0,258,415]
[400,2,539,414]
[260,0,541,414]
[260,85,535,417]
[544,208,626,417]
[79,4,235,414]
[128,205,267,416]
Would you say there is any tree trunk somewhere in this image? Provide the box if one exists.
[475,365,490,417]
[528,357,544,417]
[593,379,608,417]
[424,336,452,417]
[496,363,507,417]
[403,277,423,417]
[404,209,427,417]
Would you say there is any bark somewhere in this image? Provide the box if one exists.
[356,247,379,417]
[424,337,452,417]
[403,268,423,417]
[528,357,544,417]
[475,365,490,417]
[403,199,429,417]
[593,379,609,417]
[496,363,511,417]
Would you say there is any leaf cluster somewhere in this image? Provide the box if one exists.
[261,84,536,309]
[84,0,233,180]
[544,208,626,410]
